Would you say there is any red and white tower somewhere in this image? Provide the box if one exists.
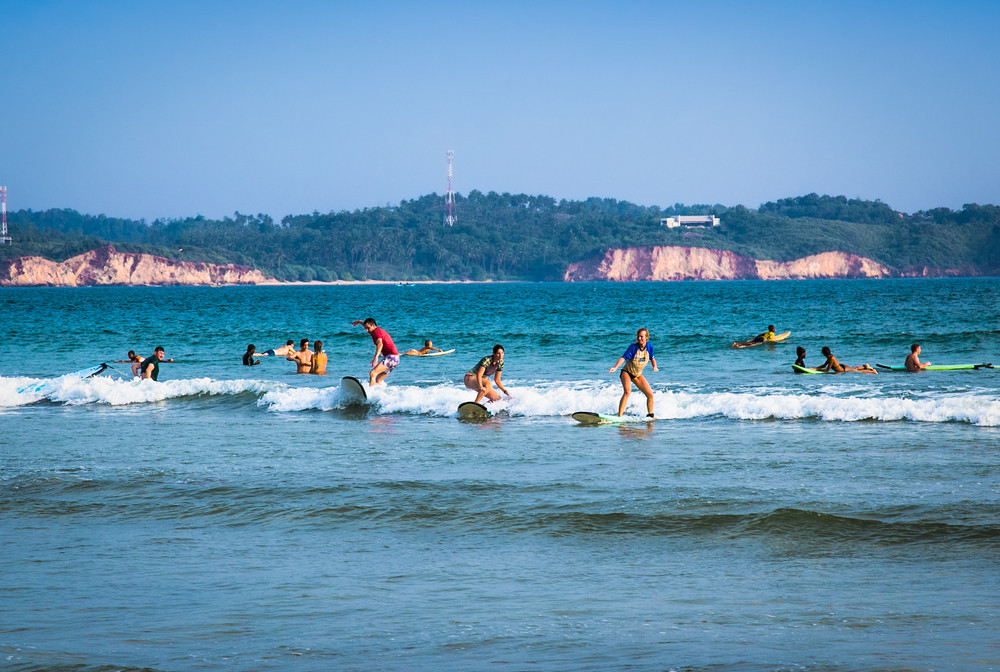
[445,150,456,226]
[0,186,10,244]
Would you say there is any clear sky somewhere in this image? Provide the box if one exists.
[2,0,998,221]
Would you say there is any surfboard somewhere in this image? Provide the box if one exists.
[415,349,455,357]
[340,376,368,403]
[17,363,108,394]
[457,401,492,419]
[571,411,656,425]
[792,364,824,374]
[732,331,791,349]
[875,362,993,371]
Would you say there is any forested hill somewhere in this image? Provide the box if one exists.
[3,193,998,281]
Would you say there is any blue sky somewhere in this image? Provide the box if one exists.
[2,0,998,220]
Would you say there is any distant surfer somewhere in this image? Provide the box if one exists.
[816,346,877,374]
[403,340,444,356]
[311,340,328,375]
[352,318,399,385]
[905,343,930,372]
[140,346,167,381]
[242,344,261,366]
[608,328,658,417]
[115,350,143,377]
[288,338,314,373]
[733,325,777,348]
[464,344,509,404]
[261,340,295,357]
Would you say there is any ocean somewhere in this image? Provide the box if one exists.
[1,279,998,671]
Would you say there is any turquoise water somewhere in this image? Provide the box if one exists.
[1,279,999,671]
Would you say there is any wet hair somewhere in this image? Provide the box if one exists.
[911,343,920,352]
[314,340,323,351]
[821,346,832,356]
[424,340,433,347]
[246,344,256,353]
[768,325,775,332]
[286,340,294,346]
[300,338,309,347]
[492,344,504,355]
[154,346,164,354]
[796,346,805,355]
[363,318,377,327]
[127,350,135,358]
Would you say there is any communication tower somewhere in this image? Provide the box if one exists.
[445,150,456,226]
[0,187,10,244]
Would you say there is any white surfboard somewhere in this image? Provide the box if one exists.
[18,363,108,395]
[415,348,455,357]
[340,376,367,404]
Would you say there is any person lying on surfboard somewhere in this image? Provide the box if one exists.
[259,340,295,357]
[464,344,509,404]
[608,328,658,417]
[905,343,930,372]
[816,346,877,374]
[403,340,444,356]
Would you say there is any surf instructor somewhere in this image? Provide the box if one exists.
[140,346,167,381]
[609,328,658,417]
[465,344,509,404]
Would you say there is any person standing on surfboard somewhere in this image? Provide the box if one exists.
[905,343,930,372]
[464,344,509,404]
[609,328,658,417]
[352,318,400,385]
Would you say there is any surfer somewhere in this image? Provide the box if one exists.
[794,346,807,369]
[311,340,328,375]
[288,338,314,373]
[242,344,261,366]
[140,346,167,381]
[261,340,295,357]
[732,325,779,348]
[816,346,877,374]
[464,344,509,404]
[115,350,143,377]
[905,343,930,372]
[403,340,444,356]
[352,318,399,385]
[608,328,658,417]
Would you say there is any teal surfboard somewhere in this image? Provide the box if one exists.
[875,363,993,371]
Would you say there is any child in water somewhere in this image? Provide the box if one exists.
[608,328,658,417]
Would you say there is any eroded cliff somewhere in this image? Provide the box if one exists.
[0,246,271,287]
[564,247,895,281]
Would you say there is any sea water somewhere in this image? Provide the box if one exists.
[1,279,998,671]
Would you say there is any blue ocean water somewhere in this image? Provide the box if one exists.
[1,279,998,671]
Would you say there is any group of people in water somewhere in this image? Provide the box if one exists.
[117,321,934,418]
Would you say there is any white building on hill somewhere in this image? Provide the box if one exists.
[661,215,720,228]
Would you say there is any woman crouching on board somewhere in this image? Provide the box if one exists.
[464,344,510,404]
[609,328,658,417]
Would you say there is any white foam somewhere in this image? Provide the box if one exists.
[3,375,998,426]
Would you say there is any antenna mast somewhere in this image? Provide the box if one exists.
[445,150,456,226]
[0,187,10,244]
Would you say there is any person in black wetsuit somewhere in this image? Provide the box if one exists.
[243,344,261,366]
[140,346,167,381]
